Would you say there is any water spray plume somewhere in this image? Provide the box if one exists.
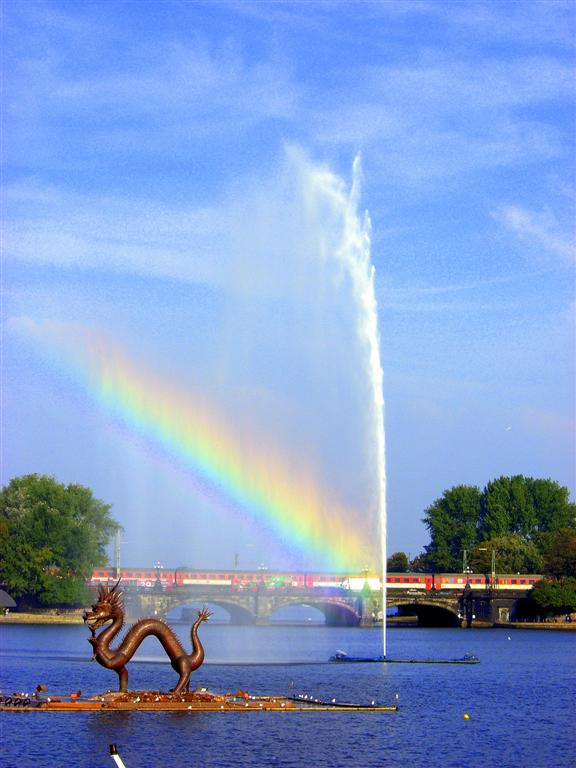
[16,150,387,649]
[301,153,387,653]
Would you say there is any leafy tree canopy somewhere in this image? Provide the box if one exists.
[469,535,543,575]
[540,528,576,579]
[387,551,409,572]
[530,577,576,616]
[479,476,575,540]
[423,485,482,572]
[422,476,574,574]
[0,474,119,606]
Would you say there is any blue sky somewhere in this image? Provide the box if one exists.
[2,0,574,569]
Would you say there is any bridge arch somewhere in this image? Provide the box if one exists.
[170,599,257,625]
[136,592,259,624]
[268,597,362,626]
[388,596,461,627]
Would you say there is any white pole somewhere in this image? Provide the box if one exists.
[110,745,127,768]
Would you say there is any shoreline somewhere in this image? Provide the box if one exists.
[494,621,576,631]
[1,613,575,630]
[0,612,84,625]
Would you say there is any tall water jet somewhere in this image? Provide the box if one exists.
[301,155,387,654]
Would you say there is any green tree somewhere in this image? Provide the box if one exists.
[423,485,481,572]
[469,534,543,575]
[541,528,576,578]
[409,552,431,573]
[530,577,576,616]
[479,476,575,541]
[0,474,119,606]
[529,479,576,532]
[387,551,409,572]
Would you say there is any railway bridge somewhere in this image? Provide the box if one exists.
[118,584,529,627]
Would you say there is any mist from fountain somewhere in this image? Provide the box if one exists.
[225,148,387,649]
[15,148,387,652]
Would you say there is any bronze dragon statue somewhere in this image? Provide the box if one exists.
[83,581,211,694]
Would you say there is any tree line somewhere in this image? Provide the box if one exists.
[0,474,118,607]
[1,472,574,615]
[386,475,576,617]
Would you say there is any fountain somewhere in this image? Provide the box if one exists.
[15,149,388,643]
[302,154,387,654]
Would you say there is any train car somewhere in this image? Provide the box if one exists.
[89,568,542,592]
[385,573,541,591]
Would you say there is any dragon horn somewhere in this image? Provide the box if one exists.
[111,578,122,592]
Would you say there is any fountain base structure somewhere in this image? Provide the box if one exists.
[329,651,479,664]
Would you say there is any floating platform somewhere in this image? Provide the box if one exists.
[329,651,480,664]
[0,689,398,713]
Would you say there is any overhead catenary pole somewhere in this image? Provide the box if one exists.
[114,530,121,580]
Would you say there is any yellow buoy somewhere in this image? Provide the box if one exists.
[463,713,470,720]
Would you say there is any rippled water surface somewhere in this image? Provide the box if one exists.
[1,623,574,768]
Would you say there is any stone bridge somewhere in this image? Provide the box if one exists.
[387,586,529,627]
[126,587,368,626]
[116,585,530,627]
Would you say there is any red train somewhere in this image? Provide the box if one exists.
[89,568,542,592]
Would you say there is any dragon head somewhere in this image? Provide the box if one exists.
[83,580,123,632]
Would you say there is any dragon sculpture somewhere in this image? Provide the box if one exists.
[83,581,211,694]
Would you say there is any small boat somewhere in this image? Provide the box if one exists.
[329,651,480,664]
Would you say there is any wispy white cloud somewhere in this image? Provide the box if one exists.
[376,269,551,315]
[5,2,572,187]
[5,31,300,165]
[218,1,575,48]
[311,55,571,182]
[3,150,367,298]
[3,179,229,285]
[493,205,575,263]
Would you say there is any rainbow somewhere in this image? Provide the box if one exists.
[22,320,375,570]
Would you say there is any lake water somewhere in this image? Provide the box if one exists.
[0,623,574,768]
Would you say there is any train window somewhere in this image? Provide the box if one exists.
[511,579,517,584]
[520,579,526,584]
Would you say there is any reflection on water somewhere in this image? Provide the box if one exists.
[1,624,575,768]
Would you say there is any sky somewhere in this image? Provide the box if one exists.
[2,0,575,571]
